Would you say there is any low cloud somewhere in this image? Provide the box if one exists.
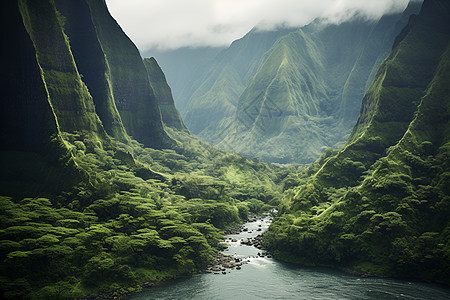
[105,0,414,51]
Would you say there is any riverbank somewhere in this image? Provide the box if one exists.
[125,214,450,300]
[107,214,273,299]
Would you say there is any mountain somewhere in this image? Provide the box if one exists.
[180,28,295,138]
[173,3,421,164]
[0,1,282,298]
[84,0,172,149]
[0,0,176,197]
[1,0,449,297]
[143,57,186,130]
[0,0,108,197]
[143,46,224,115]
[264,0,450,284]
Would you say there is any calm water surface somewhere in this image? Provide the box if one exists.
[129,218,450,300]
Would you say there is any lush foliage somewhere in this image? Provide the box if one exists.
[0,1,284,298]
[264,0,450,286]
[0,130,283,299]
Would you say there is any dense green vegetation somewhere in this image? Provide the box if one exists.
[0,1,283,298]
[263,0,450,285]
[1,0,449,298]
[0,129,283,298]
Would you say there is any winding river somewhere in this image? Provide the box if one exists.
[128,217,450,299]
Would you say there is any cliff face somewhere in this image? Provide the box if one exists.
[19,0,105,135]
[1,0,60,154]
[0,0,100,196]
[144,57,186,130]
[317,0,450,187]
[265,0,450,284]
[54,0,128,142]
[85,0,172,149]
[0,0,178,196]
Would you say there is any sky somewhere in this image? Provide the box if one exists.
[105,0,414,51]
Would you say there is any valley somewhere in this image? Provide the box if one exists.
[0,0,449,298]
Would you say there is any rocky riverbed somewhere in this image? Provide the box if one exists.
[205,214,273,275]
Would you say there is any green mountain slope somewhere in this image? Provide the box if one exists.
[54,0,128,142]
[182,28,294,140]
[264,0,450,284]
[0,1,282,298]
[19,0,105,135]
[224,3,421,164]
[144,57,186,130]
[0,0,81,197]
[85,0,172,149]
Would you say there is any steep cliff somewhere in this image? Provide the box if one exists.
[85,0,172,149]
[0,0,102,197]
[54,0,128,142]
[265,0,450,284]
[0,1,282,298]
[0,0,178,196]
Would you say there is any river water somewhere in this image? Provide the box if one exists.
[128,217,450,299]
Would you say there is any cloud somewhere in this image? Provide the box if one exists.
[105,0,413,51]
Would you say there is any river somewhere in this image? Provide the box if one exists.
[128,217,450,299]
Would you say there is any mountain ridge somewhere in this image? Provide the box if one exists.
[164,3,422,164]
[264,0,450,284]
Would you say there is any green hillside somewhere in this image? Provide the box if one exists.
[0,1,282,298]
[1,0,449,298]
[182,28,294,141]
[225,3,422,163]
[264,0,450,284]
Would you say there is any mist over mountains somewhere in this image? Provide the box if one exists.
[1,0,449,298]
[153,2,421,163]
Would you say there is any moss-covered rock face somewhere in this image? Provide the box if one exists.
[0,0,178,196]
[85,0,173,149]
[144,57,187,130]
[0,1,284,298]
[54,0,128,142]
[19,0,105,135]
[1,0,59,154]
[0,0,97,197]
[266,0,450,285]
